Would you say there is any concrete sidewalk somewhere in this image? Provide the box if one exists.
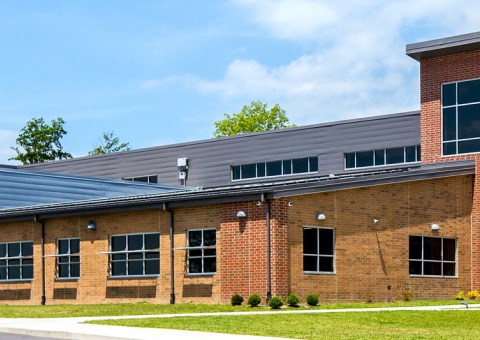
[0,304,475,340]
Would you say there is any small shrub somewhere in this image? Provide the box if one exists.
[247,293,262,307]
[365,294,374,303]
[231,294,244,306]
[306,294,319,306]
[467,290,479,300]
[402,290,414,302]
[286,294,300,307]
[268,296,284,309]
[455,290,465,300]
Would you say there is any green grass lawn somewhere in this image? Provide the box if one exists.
[90,310,480,340]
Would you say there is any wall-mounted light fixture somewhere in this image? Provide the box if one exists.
[237,211,247,218]
[87,220,97,230]
[431,223,440,231]
[288,201,293,207]
[316,213,326,220]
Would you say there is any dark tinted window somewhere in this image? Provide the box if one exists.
[356,151,374,167]
[283,160,292,175]
[345,153,355,168]
[458,78,480,104]
[443,107,457,141]
[303,228,317,255]
[241,164,256,179]
[458,139,480,154]
[293,158,308,173]
[257,163,266,177]
[386,147,404,164]
[405,146,416,163]
[458,104,480,139]
[319,229,334,255]
[232,166,240,180]
[442,83,456,106]
[309,157,318,172]
[267,161,282,176]
[375,150,385,165]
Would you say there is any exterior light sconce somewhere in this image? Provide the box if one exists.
[316,213,326,220]
[431,224,440,231]
[87,220,97,230]
[237,211,247,218]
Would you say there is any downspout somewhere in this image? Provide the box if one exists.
[33,215,46,305]
[163,203,175,304]
[265,195,272,303]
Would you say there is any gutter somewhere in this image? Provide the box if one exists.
[265,194,272,304]
[163,203,175,304]
[33,215,46,305]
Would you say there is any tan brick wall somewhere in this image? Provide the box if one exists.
[288,176,472,303]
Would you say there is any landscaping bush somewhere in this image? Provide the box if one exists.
[268,296,284,309]
[467,290,479,300]
[286,294,300,307]
[247,293,262,307]
[402,290,414,302]
[231,294,244,306]
[455,290,465,300]
[306,294,319,306]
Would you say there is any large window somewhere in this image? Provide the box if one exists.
[0,241,33,281]
[187,229,216,275]
[303,227,334,273]
[345,146,421,169]
[409,236,456,277]
[232,157,318,181]
[57,238,80,279]
[443,78,480,155]
[110,233,160,277]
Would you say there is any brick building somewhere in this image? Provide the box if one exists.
[0,31,479,305]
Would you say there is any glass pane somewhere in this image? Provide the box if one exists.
[241,163,256,179]
[0,244,5,258]
[70,263,80,277]
[204,257,216,273]
[58,256,69,263]
[409,261,422,275]
[232,166,240,180]
[309,157,318,172]
[256,163,266,177]
[128,234,143,251]
[443,141,457,155]
[204,249,216,256]
[145,233,159,250]
[148,175,158,183]
[9,266,20,280]
[293,158,308,173]
[319,229,333,255]
[303,256,317,271]
[424,237,441,261]
[458,78,480,104]
[22,259,33,266]
[386,147,404,164]
[356,151,374,168]
[59,263,69,278]
[443,263,456,276]
[203,230,216,246]
[319,257,333,272]
[145,259,159,275]
[133,176,148,182]
[283,160,292,175]
[189,258,202,273]
[70,256,80,263]
[345,153,355,169]
[0,267,6,280]
[112,254,126,261]
[112,261,126,276]
[442,83,457,106]
[405,146,416,163]
[22,242,33,257]
[375,150,385,166]
[442,107,457,141]
[443,238,456,261]
[458,139,480,154]
[189,230,202,247]
[423,261,441,276]
[128,260,143,275]
[111,236,126,252]
[409,236,422,260]
[189,250,202,257]
[145,252,159,259]
[458,104,480,139]
[22,265,33,279]
[8,243,20,257]
[303,228,317,255]
[9,259,20,266]
[58,240,69,255]
[416,145,421,161]
[129,253,143,260]
[266,161,282,176]
[70,239,80,254]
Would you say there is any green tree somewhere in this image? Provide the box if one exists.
[213,101,295,137]
[9,117,72,164]
[88,131,130,156]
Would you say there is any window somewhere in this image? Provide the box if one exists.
[110,233,160,277]
[409,236,456,277]
[303,227,334,273]
[232,157,318,180]
[123,175,158,183]
[57,238,80,279]
[187,229,216,274]
[443,78,480,155]
[0,241,33,281]
[345,145,421,169]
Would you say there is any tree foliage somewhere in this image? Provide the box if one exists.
[213,101,295,137]
[88,131,130,156]
[9,117,72,164]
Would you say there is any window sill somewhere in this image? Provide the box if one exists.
[55,277,79,282]
[0,279,33,283]
[108,275,159,279]
[409,275,457,279]
[303,271,335,275]
[185,273,216,277]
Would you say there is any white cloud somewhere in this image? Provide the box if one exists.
[0,130,19,165]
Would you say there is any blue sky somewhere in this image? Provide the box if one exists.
[1,0,480,164]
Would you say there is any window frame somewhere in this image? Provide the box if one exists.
[0,241,34,282]
[108,232,160,278]
[56,238,80,280]
[122,174,158,183]
[344,145,421,170]
[186,228,217,276]
[302,227,335,274]
[409,235,457,278]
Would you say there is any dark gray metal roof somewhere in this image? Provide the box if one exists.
[407,31,480,61]
[0,168,191,210]
[0,160,473,222]
[18,111,420,188]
